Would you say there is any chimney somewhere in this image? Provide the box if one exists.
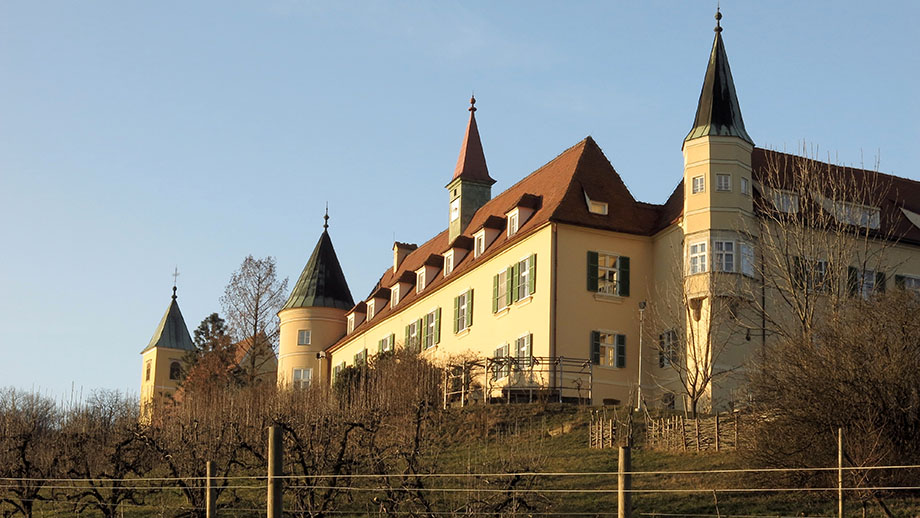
[393,242,418,273]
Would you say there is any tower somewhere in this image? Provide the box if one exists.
[447,96,495,243]
[140,283,196,416]
[277,211,354,388]
[680,9,757,412]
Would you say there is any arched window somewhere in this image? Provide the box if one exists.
[145,361,151,381]
[169,361,181,380]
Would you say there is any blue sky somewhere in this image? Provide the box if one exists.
[1,1,917,398]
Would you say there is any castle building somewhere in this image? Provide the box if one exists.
[275,11,920,411]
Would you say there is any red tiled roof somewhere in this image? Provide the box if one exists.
[451,101,495,185]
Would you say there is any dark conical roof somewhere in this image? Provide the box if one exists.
[142,288,195,353]
[685,22,753,145]
[282,230,354,311]
[449,96,495,186]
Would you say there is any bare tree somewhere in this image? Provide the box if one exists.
[180,313,240,395]
[59,390,153,518]
[220,255,288,386]
[0,390,60,518]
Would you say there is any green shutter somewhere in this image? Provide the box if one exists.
[528,254,537,295]
[434,308,441,344]
[453,296,460,334]
[895,275,906,289]
[492,274,499,313]
[505,266,514,306]
[405,324,410,350]
[590,331,600,365]
[587,251,599,292]
[416,318,424,351]
[617,256,630,297]
[378,339,384,354]
[875,271,886,293]
[615,334,627,368]
[467,290,473,328]
[847,266,859,296]
[511,262,520,302]
[423,313,430,346]
[389,333,395,350]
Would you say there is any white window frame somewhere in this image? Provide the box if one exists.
[492,344,510,380]
[354,349,368,366]
[658,330,678,368]
[715,174,731,192]
[858,269,878,299]
[740,242,755,277]
[900,275,920,294]
[450,198,460,222]
[740,177,750,195]
[347,314,355,334]
[773,190,800,214]
[416,270,426,294]
[496,269,509,311]
[456,290,471,333]
[508,210,520,237]
[407,320,420,349]
[517,257,531,300]
[366,300,376,321]
[297,329,311,346]
[425,309,438,349]
[595,331,624,368]
[689,241,708,275]
[713,240,735,273]
[834,201,880,230]
[379,335,394,353]
[292,368,312,389]
[692,175,705,194]
[474,233,486,258]
[596,252,621,295]
[391,285,400,308]
[444,251,454,276]
[333,362,345,380]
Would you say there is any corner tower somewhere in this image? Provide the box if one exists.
[140,284,196,416]
[277,211,354,389]
[447,96,495,242]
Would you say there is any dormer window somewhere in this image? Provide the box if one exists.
[508,211,520,237]
[584,190,608,215]
[417,269,426,293]
[444,251,454,276]
[347,314,355,334]
[367,300,376,320]
[391,285,400,308]
[474,233,486,258]
[834,202,880,230]
[773,190,800,214]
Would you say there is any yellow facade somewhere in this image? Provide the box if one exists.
[139,346,188,417]
[278,306,347,388]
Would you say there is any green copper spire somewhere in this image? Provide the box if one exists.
[141,285,195,353]
[282,212,354,311]
[685,8,753,145]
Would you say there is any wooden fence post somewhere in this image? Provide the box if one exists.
[618,446,632,518]
[205,461,215,518]
[838,427,844,518]
[267,425,282,518]
[714,414,720,452]
[734,414,739,448]
[695,418,701,452]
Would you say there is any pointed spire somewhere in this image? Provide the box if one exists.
[282,216,354,311]
[685,9,753,145]
[142,282,195,353]
[450,95,495,186]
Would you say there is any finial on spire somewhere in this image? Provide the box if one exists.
[323,203,329,231]
[469,94,476,113]
[171,267,179,300]
[714,5,723,33]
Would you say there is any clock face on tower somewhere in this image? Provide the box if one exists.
[450,198,460,222]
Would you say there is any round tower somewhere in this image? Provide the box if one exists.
[278,211,354,388]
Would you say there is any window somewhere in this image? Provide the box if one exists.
[378,334,395,353]
[169,361,181,381]
[333,362,345,380]
[713,241,735,272]
[895,275,920,294]
[591,331,626,368]
[347,314,355,334]
[740,177,750,195]
[444,251,454,276]
[587,252,630,296]
[391,285,401,308]
[297,329,311,346]
[740,243,755,277]
[692,175,705,194]
[794,257,828,292]
[689,242,707,275]
[849,268,885,299]
[450,198,460,222]
[514,334,533,369]
[773,190,799,213]
[658,330,678,368]
[474,234,486,258]
[145,361,151,382]
[493,269,510,312]
[454,290,473,333]
[716,174,731,192]
[405,319,422,351]
[833,202,880,230]
[292,368,312,389]
[491,344,510,380]
[508,212,519,237]
[422,308,441,349]
[367,300,376,321]
[354,349,368,366]
[515,255,537,300]
[416,270,426,294]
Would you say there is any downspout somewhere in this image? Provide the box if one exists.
[550,223,558,390]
